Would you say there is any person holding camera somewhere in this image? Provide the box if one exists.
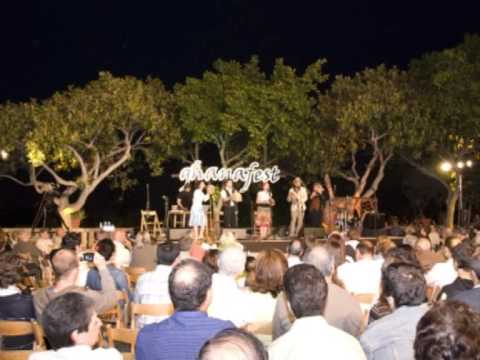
[33,248,117,319]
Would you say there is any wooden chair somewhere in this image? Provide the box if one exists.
[106,325,137,360]
[0,351,34,360]
[130,303,173,329]
[0,320,45,351]
[99,290,129,328]
[125,267,146,287]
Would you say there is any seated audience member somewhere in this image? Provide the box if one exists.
[135,259,234,360]
[425,236,460,288]
[112,230,132,269]
[86,239,130,299]
[30,293,121,360]
[451,243,480,311]
[374,235,396,264]
[386,216,405,237]
[360,263,428,360]
[0,252,36,350]
[415,237,444,272]
[337,240,382,295]
[437,242,474,300]
[33,248,117,318]
[345,229,361,262]
[199,328,268,360]
[403,225,418,248]
[35,229,54,256]
[327,233,346,268]
[130,231,157,271]
[208,246,252,327]
[13,230,42,259]
[428,225,442,250]
[273,244,363,339]
[134,242,180,328]
[202,249,220,273]
[286,239,303,267]
[269,264,366,360]
[61,233,89,287]
[176,236,194,262]
[238,255,256,288]
[245,250,288,325]
[52,228,66,249]
[414,300,480,360]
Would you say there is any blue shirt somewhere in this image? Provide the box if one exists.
[135,311,234,360]
[86,264,132,300]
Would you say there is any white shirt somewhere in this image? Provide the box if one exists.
[29,345,121,360]
[36,237,54,255]
[425,258,457,288]
[0,285,21,296]
[243,290,277,324]
[113,240,131,269]
[287,187,308,211]
[269,316,366,360]
[287,256,302,268]
[257,190,272,205]
[337,258,382,295]
[134,264,172,328]
[76,262,90,287]
[208,273,253,327]
[191,189,208,210]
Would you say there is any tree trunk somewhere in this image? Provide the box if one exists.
[446,189,459,229]
[323,174,335,199]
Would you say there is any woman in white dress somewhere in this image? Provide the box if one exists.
[255,182,275,239]
[189,181,210,242]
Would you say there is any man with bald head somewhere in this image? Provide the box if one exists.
[33,248,117,318]
[273,244,363,339]
[136,259,234,360]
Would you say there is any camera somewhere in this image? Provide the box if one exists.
[81,252,94,262]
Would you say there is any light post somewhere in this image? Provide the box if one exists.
[440,159,473,227]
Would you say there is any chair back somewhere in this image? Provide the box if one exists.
[125,267,146,286]
[130,303,173,329]
[106,325,137,360]
[0,320,45,350]
[99,290,129,328]
[0,350,34,360]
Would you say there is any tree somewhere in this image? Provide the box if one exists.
[405,34,480,228]
[174,57,267,167]
[0,72,179,227]
[329,65,411,199]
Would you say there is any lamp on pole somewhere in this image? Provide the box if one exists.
[440,159,473,227]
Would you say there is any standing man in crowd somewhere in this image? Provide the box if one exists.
[136,259,234,360]
[287,177,308,237]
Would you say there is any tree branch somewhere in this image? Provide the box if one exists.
[41,163,78,188]
[0,174,32,187]
[66,145,89,185]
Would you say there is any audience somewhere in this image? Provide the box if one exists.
[30,292,121,360]
[61,232,90,287]
[0,252,36,350]
[208,246,252,326]
[112,230,132,269]
[33,248,117,318]
[202,249,220,273]
[12,230,42,259]
[360,263,428,360]
[130,231,157,271]
[273,244,363,339]
[414,300,480,360]
[425,236,460,288]
[451,243,480,311]
[35,229,55,256]
[134,242,180,328]
[135,259,234,360]
[337,240,382,295]
[269,264,366,359]
[245,250,288,327]
[86,238,130,299]
[286,239,303,267]
[415,237,443,272]
[199,328,268,360]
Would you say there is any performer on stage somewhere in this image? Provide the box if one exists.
[189,181,210,242]
[176,183,193,211]
[308,182,328,227]
[220,180,241,228]
[287,177,308,237]
[255,181,275,239]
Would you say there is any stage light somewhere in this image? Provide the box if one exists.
[440,161,452,172]
[457,161,465,169]
[0,150,8,160]
[466,160,473,168]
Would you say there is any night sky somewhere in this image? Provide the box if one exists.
[1,1,480,227]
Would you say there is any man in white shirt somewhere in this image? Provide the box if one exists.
[425,236,461,288]
[208,245,252,326]
[134,242,180,328]
[112,230,132,269]
[30,292,121,360]
[337,240,382,295]
[269,264,366,360]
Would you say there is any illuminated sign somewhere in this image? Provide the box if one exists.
[179,160,281,193]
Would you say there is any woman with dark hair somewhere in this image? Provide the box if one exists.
[0,252,36,350]
[202,249,220,273]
